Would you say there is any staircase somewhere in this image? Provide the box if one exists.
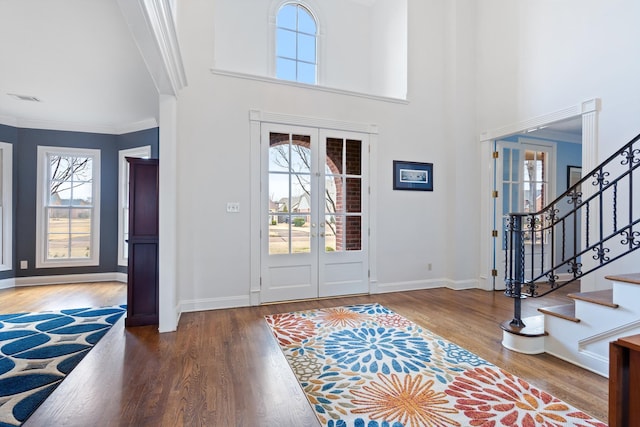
[501,132,640,377]
[540,274,640,377]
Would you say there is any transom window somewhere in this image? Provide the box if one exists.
[36,146,101,268]
[276,3,317,84]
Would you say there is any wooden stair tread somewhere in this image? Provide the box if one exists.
[567,289,618,308]
[605,273,640,285]
[538,304,580,323]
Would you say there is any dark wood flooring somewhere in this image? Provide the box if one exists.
[0,281,608,426]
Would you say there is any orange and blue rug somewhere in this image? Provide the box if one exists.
[265,303,607,427]
[0,305,126,427]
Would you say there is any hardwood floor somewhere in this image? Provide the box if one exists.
[1,282,608,426]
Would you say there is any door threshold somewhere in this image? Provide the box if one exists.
[260,293,370,306]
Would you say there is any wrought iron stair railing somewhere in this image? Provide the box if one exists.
[504,132,640,328]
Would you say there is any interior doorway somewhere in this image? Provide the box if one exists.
[483,111,589,291]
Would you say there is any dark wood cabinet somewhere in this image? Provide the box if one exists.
[125,157,159,327]
[609,334,640,426]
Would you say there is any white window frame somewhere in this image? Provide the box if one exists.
[0,142,12,272]
[118,146,151,266]
[269,0,324,84]
[36,146,101,268]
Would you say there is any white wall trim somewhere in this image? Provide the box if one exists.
[158,94,179,332]
[117,0,187,95]
[249,109,379,134]
[180,295,252,313]
[0,115,158,135]
[443,278,480,290]
[213,68,408,105]
[35,146,101,269]
[480,99,600,142]
[0,115,18,127]
[115,118,160,135]
[0,278,16,290]
[373,278,447,294]
[14,272,126,287]
[0,142,12,272]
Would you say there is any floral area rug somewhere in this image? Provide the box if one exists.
[0,305,126,427]
[265,303,607,427]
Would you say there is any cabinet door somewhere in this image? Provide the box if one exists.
[125,158,159,327]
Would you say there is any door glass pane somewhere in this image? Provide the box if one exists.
[511,150,519,181]
[268,133,312,255]
[326,138,343,174]
[346,216,362,251]
[269,133,290,172]
[290,142,311,174]
[503,148,511,182]
[346,178,361,213]
[345,140,362,175]
[325,177,340,214]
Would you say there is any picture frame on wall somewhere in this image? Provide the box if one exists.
[393,160,433,191]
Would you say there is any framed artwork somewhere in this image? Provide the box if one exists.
[393,160,433,191]
[567,165,582,189]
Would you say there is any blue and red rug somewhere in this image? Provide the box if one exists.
[265,303,607,427]
[0,305,126,427]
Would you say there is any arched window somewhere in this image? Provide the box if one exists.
[276,3,317,84]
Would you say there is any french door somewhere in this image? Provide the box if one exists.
[260,124,369,302]
[494,140,555,285]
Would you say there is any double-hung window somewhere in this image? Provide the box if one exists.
[36,146,101,268]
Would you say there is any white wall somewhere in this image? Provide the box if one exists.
[371,0,408,99]
[212,0,407,98]
[476,0,640,289]
[175,0,456,308]
[171,0,640,312]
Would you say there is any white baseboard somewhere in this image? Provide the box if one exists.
[14,272,127,287]
[374,278,446,294]
[443,278,480,290]
[180,295,251,313]
[373,277,481,294]
[0,277,16,290]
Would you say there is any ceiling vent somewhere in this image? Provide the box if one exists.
[7,93,42,102]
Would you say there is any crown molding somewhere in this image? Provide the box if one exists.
[0,115,18,128]
[115,117,159,134]
[0,115,158,135]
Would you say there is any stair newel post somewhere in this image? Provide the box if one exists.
[509,213,526,328]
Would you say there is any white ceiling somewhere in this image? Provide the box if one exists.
[0,0,159,133]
